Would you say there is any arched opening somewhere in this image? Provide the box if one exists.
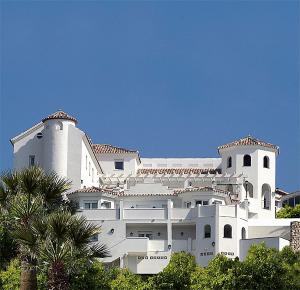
[262,183,271,210]
[224,224,232,238]
[241,227,246,240]
[204,224,211,238]
[263,156,269,168]
[227,184,233,193]
[227,156,232,168]
[243,182,254,198]
[55,121,63,130]
[243,155,251,167]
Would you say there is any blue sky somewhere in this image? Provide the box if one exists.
[1,1,299,191]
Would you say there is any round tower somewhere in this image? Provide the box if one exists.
[218,136,279,218]
[41,110,77,178]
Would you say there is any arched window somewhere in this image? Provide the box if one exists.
[224,224,232,238]
[204,225,211,238]
[241,227,246,240]
[57,122,64,130]
[243,182,254,198]
[243,155,251,167]
[263,156,269,168]
[227,157,232,168]
[262,184,271,210]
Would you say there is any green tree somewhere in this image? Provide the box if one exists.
[110,269,147,290]
[190,255,244,290]
[0,259,21,290]
[0,167,108,290]
[276,204,300,218]
[70,260,120,290]
[0,167,71,290]
[149,252,196,290]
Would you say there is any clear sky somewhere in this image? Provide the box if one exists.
[1,1,299,192]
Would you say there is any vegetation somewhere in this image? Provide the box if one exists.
[0,167,108,290]
[276,204,300,218]
[1,167,300,289]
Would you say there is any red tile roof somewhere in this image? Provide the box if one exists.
[42,110,78,124]
[72,186,118,195]
[275,188,289,196]
[218,136,279,152]
[174,186,228,195]
[137,168,221,175]
[92,144,138,154]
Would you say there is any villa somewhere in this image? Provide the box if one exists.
[10,110,300,274]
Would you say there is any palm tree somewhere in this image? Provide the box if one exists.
[38,211,109,290]
[0,167,109,290]
[0,167,71,290]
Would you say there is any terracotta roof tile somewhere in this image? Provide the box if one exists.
[118,192,176,197]
[72,186,118,195]
[218,136,279,152]
[92,144,138,154]
[174,186,229,195]
[137,168,221,175]
[42,110,78,124]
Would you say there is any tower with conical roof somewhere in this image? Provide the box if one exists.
[42,110,78,178]
[218,136,279,219]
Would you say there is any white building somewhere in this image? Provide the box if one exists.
[10,110,299,274]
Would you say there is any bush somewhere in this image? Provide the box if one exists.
[0,259,21,290]
[149,252,196,290]
[70,260,120,290]
[110,268,146,290]
[276,205,300,218]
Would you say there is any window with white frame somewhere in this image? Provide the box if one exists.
[114,160,124,170]
[196,200,209,206]
[29,155,35,167]
[84,200,98,209]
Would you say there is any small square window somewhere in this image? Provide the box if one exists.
[115,161,124,170]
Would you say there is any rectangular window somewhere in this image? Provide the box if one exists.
[196,200,202,206]
[92,168,94,182]
[138,231,153,240]
[101,201,111,209]
[29,155,35,167]
[114,161,124,170]
[89,162,91,176]
[185,202,191,208]
[203,200,209,206]
[84,201,98,209]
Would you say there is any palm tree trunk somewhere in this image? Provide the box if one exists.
[48,261,69,290]
[20,260,38,290]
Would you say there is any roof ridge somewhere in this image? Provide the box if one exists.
[42,110,78,124]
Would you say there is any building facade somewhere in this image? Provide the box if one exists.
[10,110,299,274]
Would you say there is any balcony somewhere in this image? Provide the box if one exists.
[77,209,118,220]
[171,208,197,220]
[148,240,167,251]
[123,208,167,220]
[172,239,196,252]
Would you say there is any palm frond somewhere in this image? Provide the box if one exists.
[19,166,44,196]
[10,194,44,224]
[69,215,101,248]
[1,170,20,195]
[89,243,110,258]
[38,172,71,206]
